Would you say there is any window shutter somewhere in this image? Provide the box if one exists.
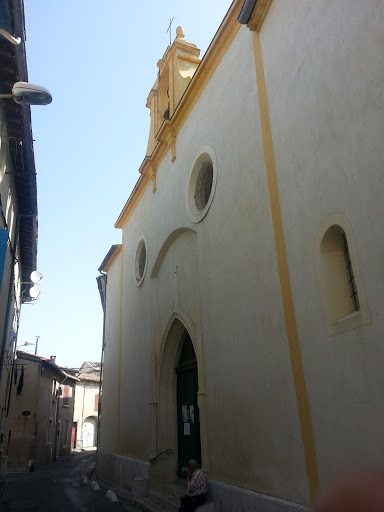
[94,394,99,412]
[63,385,69,406]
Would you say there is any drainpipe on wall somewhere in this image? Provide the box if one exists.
[95,272,107,475]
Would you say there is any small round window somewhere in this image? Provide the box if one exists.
[186,146,217,223]
[134,237,147,286]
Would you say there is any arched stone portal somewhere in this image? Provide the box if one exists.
[150,316,207,486]
[149,228,209,487]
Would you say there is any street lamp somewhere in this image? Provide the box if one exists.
[17,336,40,355]
[0,82,52,106]
[17,341,34,348]
[0,29,21,46]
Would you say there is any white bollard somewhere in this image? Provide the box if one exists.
[105,490,118,502]
[91,480,100,491]
[196,504,214,512]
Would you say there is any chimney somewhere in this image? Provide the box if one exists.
[50,356,56,364]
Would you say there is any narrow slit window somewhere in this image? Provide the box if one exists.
[315,213,370,336]
[319,225,358,323]
[342,233,360,312]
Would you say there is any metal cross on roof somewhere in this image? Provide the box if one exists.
[166,17,174,45]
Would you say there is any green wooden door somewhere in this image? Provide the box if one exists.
[176,334,201,478]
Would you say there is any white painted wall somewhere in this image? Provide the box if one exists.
[260,0,384,483]
[100,1,384,505]
[102,25,308,504]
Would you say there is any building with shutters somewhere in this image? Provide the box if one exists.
[72,361,101,451]
[97,1,384,510]
[0,0,40,483]
[6,352,78,471]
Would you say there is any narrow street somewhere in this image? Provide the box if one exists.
[0,451,139,512]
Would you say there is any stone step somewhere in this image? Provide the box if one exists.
[134,496,170,512]
[148,491,180,512]
[163,482,186,499]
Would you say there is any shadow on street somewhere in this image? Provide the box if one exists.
[0,451,137,511]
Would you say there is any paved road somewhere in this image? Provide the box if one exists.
[1,451,139,511]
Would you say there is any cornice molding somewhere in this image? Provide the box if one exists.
[102,245,122,272]
[115,173,150,228]
[247,0,273,32]
[115,0,243,229]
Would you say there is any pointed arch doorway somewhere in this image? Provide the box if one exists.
[175,332,201,478]
[154,317,206,485]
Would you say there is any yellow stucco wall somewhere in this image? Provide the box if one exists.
[99,250,122,455]
[7,357,75,470]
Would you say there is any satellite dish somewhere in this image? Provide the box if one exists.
[29,285,42,299]
[30,270,43,284]
[12,82,52,106]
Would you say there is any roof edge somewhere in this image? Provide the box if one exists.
[98,244,122,273]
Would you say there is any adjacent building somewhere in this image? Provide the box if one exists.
[0,0,39,481]
[97,1,384,511]
[72,361,100,450]
[6,351,78,471]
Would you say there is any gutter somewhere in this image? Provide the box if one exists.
[60,371,80,383]
[238,0,257,24]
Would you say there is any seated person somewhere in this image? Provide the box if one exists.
[179,459,207,512]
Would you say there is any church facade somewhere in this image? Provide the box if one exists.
[97,1,384,509]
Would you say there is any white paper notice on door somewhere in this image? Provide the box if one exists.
[183,423,190,436]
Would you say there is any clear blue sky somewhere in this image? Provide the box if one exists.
[17,0,233,367]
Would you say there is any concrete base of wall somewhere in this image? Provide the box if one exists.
[97,452,307,512]
[207,480,308,512]
[97,451,116,485]
[97,451,149,492]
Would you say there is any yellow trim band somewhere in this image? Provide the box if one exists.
[252,31,319,501]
